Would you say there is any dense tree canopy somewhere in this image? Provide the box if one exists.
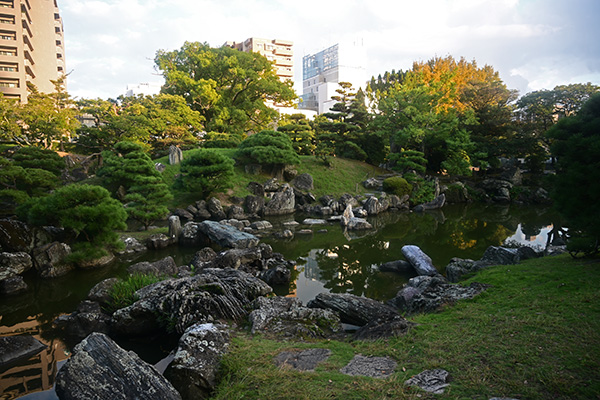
[155,42,296,135]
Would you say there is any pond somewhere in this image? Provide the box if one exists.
[0,203,564,399]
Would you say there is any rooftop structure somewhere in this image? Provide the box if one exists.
[0,0,66,102]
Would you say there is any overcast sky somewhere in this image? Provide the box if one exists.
[60,0,600,101]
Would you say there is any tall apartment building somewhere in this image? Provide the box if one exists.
[224,37,294,83]
[0,0,66,102]
[300,42,367,114]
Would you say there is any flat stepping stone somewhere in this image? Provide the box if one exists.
[274,348,331,372]
[405,368,450,394]
[340,354,397,378]
[0,336,47,369]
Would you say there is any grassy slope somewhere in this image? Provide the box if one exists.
[212,254,600,400]
[155,149,387,208]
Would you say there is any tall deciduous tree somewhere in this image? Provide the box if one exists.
[155,42,296,134]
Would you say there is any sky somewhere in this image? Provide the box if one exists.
[60,0,600,101]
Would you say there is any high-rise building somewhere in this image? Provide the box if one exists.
[0,0,66,102]
[300,42,367,114]
[224,37,294,83]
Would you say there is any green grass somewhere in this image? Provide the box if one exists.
[156,148,387,208]
[211,254,600,400]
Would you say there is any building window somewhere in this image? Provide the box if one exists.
[0,78,19,88]
[56,53,62,58]
[55,26,60,33]
[0,62,17,71]
[56,40,61,45]
[0,30,15,40]
[0,1,13,9]
[57,66,63,72]
[0,14,14,24]
[54,13,60,20]
[0,46,16,55]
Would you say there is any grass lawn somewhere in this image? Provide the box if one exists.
[211,254,600,400]
[155,149,387,208]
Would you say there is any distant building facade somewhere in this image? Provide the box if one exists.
[224,37,294,83]
[0,0,66,102]
[300,42,367,114]
[124,82,162,97]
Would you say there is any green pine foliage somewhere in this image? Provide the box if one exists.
[176,148,234,199]
[12,146,65,175]
[125,175,173,230]
[235,130,300,167]
[382,176,412,197]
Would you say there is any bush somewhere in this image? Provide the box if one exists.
[12,146,65,176]
[202,132,243,148]
[176,148,234,199]
[405,173,435,205]
[235,130,300,166]
[337,141,367,161]
[106,274,163,313]
[382,176,412,197]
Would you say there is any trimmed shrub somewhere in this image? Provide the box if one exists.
[382,176,412,197]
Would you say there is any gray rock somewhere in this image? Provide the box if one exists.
[479,179,513,203]
[379,260,413,273]
[297,229,313,235]
[264,185,295,216]
[388,194,410,210]
[444,182,471,203]
[0,251,32,280]
[259,264,291,285]
[274,348,332,372]
[353,315,414,340]
[405,368,450,394]
[128,256,178,277]
[283,165,298,181]
[190,247,218,270]
[445,258,478,283]
[347,217,373,230]
[53,300,111,340]
[340,354,397,378]
[207,197,226,221]
[250,220,273,230]
[146,233,174,249]
[302,218,327,225]
[118,236,147,254]
[227,205,247,220]
[274,229,294,240]
[55,332,181,400]
[173,208,194,221]
[0,275,27,295]
[168,215,182,241]
[32,242,73,278]
[479,246,520,266]
[0,218,34,252]
[341,204,354,227]
[244,195,265,215]
[291,173,314,191]
[155,162,166,172]
[111,268,272,336]
[249,296,341,338]
[364,196,389,215]
[362,177,381,190]
[168,145,183,165]
[199,220,260,249]
[307,292,399,327]
[194,200,213,220]
[264,178,280,192]
[0,336,47,369]
[87,278,119,307]
[401,245,437,276]
[247,182,265,197]
[165,323,229,400]
[413,193,446,212]
[339,193,359,208]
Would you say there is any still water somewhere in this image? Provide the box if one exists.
[0,203,563,399]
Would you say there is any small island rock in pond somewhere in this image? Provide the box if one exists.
[198,220,259,249]
[401,245,438,276]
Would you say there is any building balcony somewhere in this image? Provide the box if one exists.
[274,48,292,56]
[273,39,293,46]
[276,68,293,77]
[275,58,293,67]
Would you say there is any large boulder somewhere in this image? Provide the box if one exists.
[206,197,226,221]
[53,300,111,340]
[0,219,34,252]
[307,292,400,327]
[347,218,373,230]
[164,323,230,400]
[401,245,438,276]
[198,220,259,249]
[127,256,178,277]
[168,145,183,165]
[362,177,381,190]
[443,182,471,203]
[244,195,265,215]
[291,173,314,191]
[413,194,446,212]
[249,296,342,339]
[246,182,265,197]
[55,332,181,400]
[87,278,119,307]
[379,259,413,273]
[111,268,272,336]
[32,242,74,278]
[0,336,47,370]
[0,251,33,280]
[364,196,389,215]
[0,276,27,295]
[479,179,512,203]
[264,185,295,216]
[168,215,182,241]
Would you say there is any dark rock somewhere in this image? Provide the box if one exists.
[479,246,520,266]
[194,201,213,220]
[320,195,335,207]
[413,193,446,212]
[274,348,332,372]
[53,300,111,340]
[445,258,478,283]
[401,245,437,276]
[111,268,272,336]
[294,191,316,207]
[146,233,174,249]
[479,179,512,203]
[339,194,359,208]
[353,315,414,340]
[379,260,413,273]
[362,177,381,190]
[211,247,263,270]
[155,162,166,172]
[259,264,291,285]
[517,246,540,260]
[405,369,450,394]
[264,185,295,216]
[244,195,265,215]
[227,205,247,220]
[264,178,280,192]
[250,220,273,230]
[199,220,259,249]
[347,217,373,230]
[190,247,218,270]
[77,253,115,269]
[165,323,229,400]
[0,219,34,252]
[118,236,147,255]
[168,215,182,241]
[55,332,181,400]
[172,208,195,221]
[0,251,33,280]
[444,182,471,203]
[0,336,47,369]
[207,197,227,221]
[247,182,265,197]
[249,296,341,338]
[180,222,203,247]
[307,292,399,327]
[388,194,410,210]
[501,166,522,185]
[87,278,119,307]
[128,256,178,277]
[283,165,298,181]
[291,173,314,191]
[0,275,28,295]
[340,355,397,379]
[32,242,73,278]
[364,196,389,215]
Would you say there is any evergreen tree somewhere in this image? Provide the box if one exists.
[176,149,234,199]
